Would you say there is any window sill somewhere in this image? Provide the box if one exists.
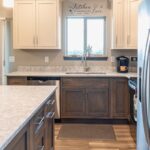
[64,56,108,61]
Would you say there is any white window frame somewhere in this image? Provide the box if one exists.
[64,16,107,57]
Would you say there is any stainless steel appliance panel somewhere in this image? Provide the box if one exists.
[137,0,150,149]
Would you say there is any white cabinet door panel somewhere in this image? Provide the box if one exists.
[112,0,140,49]
[113,0,124,49]
[13,1,35,49]
[127,0,140,48]
[36,1,57,49]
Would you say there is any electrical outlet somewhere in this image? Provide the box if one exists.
[44,56,49,63]
[130,56,137,62]
[9,56,15,63]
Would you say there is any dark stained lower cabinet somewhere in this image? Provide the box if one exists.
[86,88,109,118]
[61,88,86,118]
[30,106,45,150]
[33,130,45,150]
[7,77,28,85]
[4,94,55,150]
[5,125,30,150]
[110,78,130,119]
[61,77,130,119]
[45,96,55,150]
[45,110,55,150]
[61,78,110,119]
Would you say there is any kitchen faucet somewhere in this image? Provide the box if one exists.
[82,47,91,72]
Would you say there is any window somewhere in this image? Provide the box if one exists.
[65,17,106,57]
[3,0,14,8]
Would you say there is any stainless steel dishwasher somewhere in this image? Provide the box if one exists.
[27,77,60,119]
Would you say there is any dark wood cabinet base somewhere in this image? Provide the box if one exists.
[61,77,130,120]
[4,94,55,150]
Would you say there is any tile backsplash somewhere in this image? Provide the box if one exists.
[9,48,137,73]
[17,64,137,73]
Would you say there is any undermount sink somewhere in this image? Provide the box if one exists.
[66,72,106,74]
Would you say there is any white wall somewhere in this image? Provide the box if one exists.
[0,2,12,83]
[0,21,3,84]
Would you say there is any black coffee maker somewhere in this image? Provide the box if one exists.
[116,56,129,73]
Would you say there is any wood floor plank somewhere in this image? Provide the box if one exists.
[54,124,136,150]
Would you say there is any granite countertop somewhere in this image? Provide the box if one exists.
[0,85,57,150]
[6,71,137,78]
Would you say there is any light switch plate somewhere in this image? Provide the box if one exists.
[111,56,115,63]
[9,56,15,63]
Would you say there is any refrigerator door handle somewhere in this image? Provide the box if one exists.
[142,29,150,145]
[139,67,142,102]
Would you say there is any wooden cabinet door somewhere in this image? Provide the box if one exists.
[113,0,124,49]
[5,126,30,150]
[30,106,46,150]
[126,0,140,49]
[33,130,45,150]
[86,88,109,118]
[13,1,35,49]
[36,0,58,49]
[45,109,55,150]
[110,78,130,119]
[61,88,86,118]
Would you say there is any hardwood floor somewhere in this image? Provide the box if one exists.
[55,124,136,150]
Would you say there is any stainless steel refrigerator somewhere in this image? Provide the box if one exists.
[137,0,150,149]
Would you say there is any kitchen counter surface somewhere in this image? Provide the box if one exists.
[6,71,137,78]
[0,85,57,150]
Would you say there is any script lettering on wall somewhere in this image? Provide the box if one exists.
[63,0,110,16]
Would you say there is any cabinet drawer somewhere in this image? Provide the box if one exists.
[33,126,45,150]
[31,107,45,137]
[45,94,55,113]
[7,77,27,85]
[5,125,30,150]
[62,78,109,88]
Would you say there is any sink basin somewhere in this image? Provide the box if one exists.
[66,72,106,74]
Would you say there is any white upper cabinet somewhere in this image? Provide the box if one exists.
[112,0,141,49]
[126,0,141,49]
[13,0,61,49]
[36,0,57,48]
[13,1,35,49]
[113,0,124,49]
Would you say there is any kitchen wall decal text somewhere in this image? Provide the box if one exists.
[63,0,109,16]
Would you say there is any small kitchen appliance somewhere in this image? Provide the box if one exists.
[116,56,129,73]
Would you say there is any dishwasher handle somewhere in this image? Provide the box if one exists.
[27,77,60,85]
[38,80,49,84]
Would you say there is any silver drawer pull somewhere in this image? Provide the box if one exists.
[38,146,44,150]
[46,112,55,119]
[34,116,44,134]
[38,80,47,84]
[34,116,44,125]
[47,99,55,105]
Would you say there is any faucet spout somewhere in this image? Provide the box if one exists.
[82,51,90,72]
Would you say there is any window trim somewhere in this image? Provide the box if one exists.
[64,16,107,57]
[64,56,108,61]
